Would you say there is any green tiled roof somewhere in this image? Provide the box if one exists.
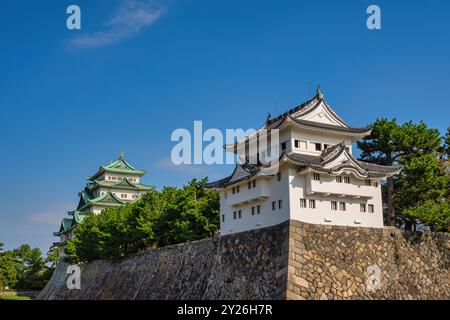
[88,153,147,180]
[79,191,124,210]
[72,211,91,225]
[53,218,73,236]
[76,188,94,210]
[92,179,153,191]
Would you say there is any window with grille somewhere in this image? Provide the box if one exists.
[313,173,320,181]
[360,204,366,212]
[331,201,337,210]
[339,202,346,211]
[300,199,306,208]
[309,199,316,209]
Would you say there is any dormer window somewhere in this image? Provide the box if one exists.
[315,143,322,151]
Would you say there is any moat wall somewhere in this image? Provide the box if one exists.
[37,221,449,300]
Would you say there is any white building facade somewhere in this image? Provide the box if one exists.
[206,89,402,235]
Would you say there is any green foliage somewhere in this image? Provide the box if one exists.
[0,243,54,290]
[358,118,449,230]
[65,178,220,264]
[405,200,450,232]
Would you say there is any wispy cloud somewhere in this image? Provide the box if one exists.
[69,0,166,49]
[156,158,211,175]
[25,203,71,226]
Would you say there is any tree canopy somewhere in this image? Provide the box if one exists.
[358,120,449,231]
[0,243,56,290]
[64,178,220,263]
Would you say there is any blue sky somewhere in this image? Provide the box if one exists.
[0,0,449,254]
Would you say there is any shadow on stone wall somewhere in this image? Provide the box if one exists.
[38,221,449,300]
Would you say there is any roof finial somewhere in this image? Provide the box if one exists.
[316,85,323,99]
[120,151,124,160]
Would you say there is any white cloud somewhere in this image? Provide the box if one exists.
[69,0,166,49]
[25,203,71,225]
[156,158,210,175]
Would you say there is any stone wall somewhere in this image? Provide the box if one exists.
[287,220,450,300]
[37,222,289,300]
[38,220,449,300]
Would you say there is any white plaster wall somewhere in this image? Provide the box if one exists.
[289,167,383,228]
[96,188,142,201]
[220,166,291,235]
[100,173,141,183]
[290,127,353,156]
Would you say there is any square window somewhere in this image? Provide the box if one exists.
[313,173,320,181]
[294,140,300,148]
[360,204,366,212]
[365,180,371,186]
[336,176,342,183]
[344,177,350,184]
[339,202,346,211]
[309,199,316,209]
[315,143,322,151]
[368,204,374,213]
